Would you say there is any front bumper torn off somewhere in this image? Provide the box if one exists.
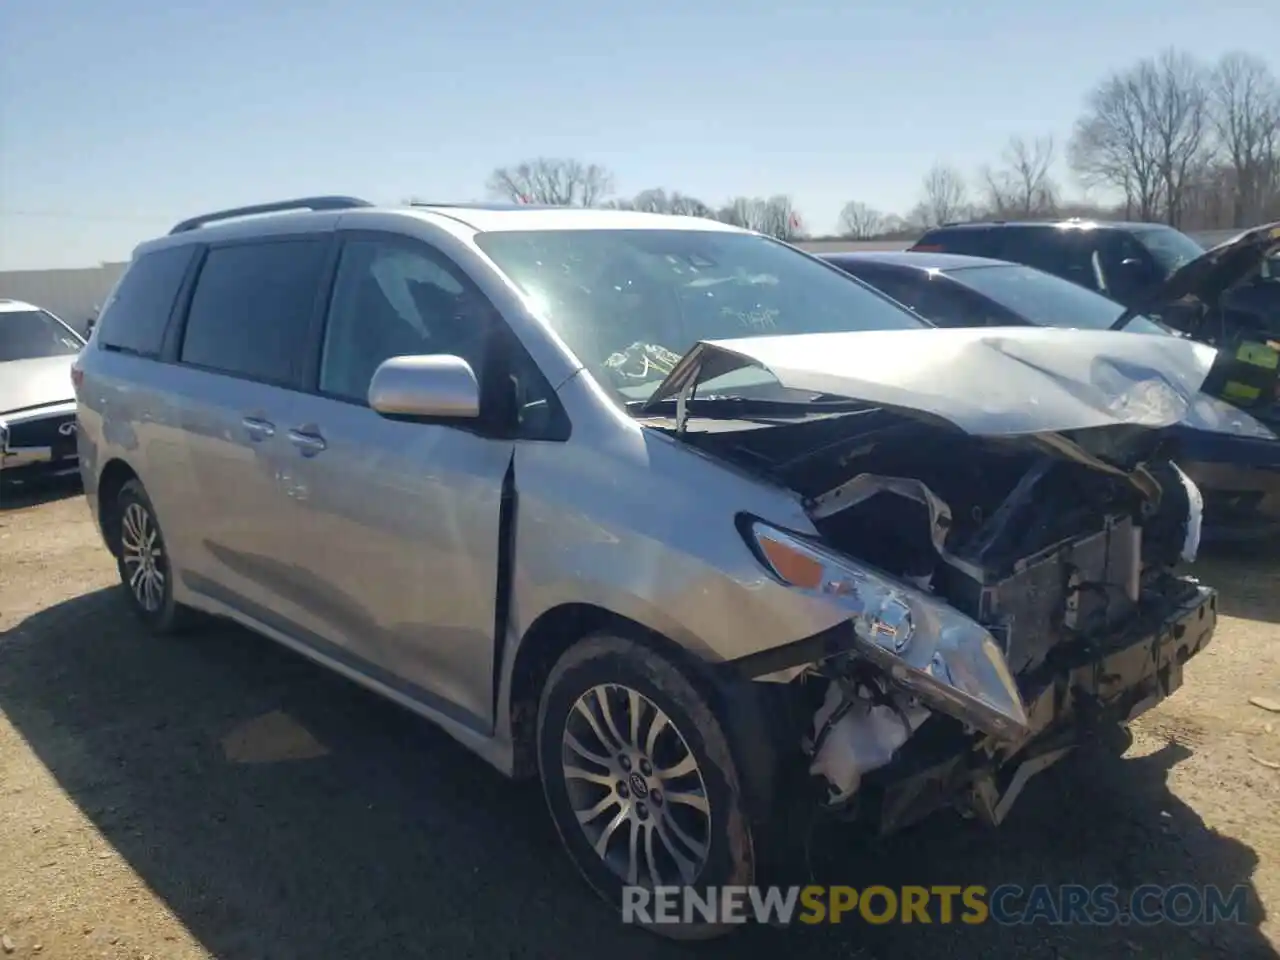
[858,583,1218,834]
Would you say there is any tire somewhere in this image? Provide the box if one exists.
[537,633,756,941]
[1098,722,1135,757]
[113,479,194,635]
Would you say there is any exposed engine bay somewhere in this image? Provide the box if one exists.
[659,405,1214,828]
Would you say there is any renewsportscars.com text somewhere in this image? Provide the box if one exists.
[622,883,1251,927]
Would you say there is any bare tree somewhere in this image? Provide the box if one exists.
[628,188,672,213]
[981,136,1059,218]
[837,201,887,238]
[1178,159,1236,230]
[1071,73,1161,220]
[622,188,716,218]
[913,163,969,227]
[1211,51,1280,225]
[1149,50,1214,227]
[716,196,805,240]
[876,213,917,239]
[716,197,761,230]
[1070,50,1213,226]
[486,157,615,207]
[667,192,717,219]
[760,195,805,241]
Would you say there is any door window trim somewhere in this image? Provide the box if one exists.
[301,230,484,405]
[95,243,203,360]
[167,233,339,392]
[303,229,571,442]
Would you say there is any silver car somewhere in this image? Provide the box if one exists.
[0,299,85,484]
[74,197,1220,937]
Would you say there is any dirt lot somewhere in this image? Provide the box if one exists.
[1,480,1278,960]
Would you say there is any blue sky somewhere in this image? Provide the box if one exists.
[1,0,1274,270]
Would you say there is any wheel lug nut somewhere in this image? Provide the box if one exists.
[617,782,629,797]
[619,755,631,770]
[651,790,662,805]
[637,802,648,819]
[639,759,652,776]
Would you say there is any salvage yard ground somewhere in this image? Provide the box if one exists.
[1,480,1278,960]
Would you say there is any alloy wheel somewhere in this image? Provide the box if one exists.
[560,683,712,888]
[120,501,165,612]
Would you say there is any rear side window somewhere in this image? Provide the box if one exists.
[96,245,195,357]
[914,227,997,256]
[993,228,1100,290]
[839,264,927,310]
[850,266,998,327]
[179,239,328,386]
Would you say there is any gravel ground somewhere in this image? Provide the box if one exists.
[1,478,1278,960]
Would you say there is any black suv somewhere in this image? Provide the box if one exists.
[910,219,1207,310]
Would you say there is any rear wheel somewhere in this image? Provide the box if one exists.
[113,479,194,634]
[537,633,756,940]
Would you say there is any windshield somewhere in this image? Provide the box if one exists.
[0,309,84,362]
[1134,226,1204,276]
[473,229,926,401]
[946,263,1167,335]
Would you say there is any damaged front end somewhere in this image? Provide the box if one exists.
[724,420,1218,832]
[642,330,1224,834]
[745,421,1217,832]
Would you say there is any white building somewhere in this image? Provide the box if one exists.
[0,262,127,335]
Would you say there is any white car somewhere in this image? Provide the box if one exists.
[0,299,85,483]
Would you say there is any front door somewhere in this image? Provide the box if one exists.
[276,233,515,732]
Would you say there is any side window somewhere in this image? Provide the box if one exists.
[916,228,995,256]
[491,324,571,440]
[96,245,195,357]
[871,270,991,327]
[854,269,925,311]
[179,239,328,385]
[318,237,496,403]
[1000,229,1098,290]
[1097,233,1161,300]
[911,229,947,251]
[914,280,1004,327]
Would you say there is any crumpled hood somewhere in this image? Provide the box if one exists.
[1114,220,1280,329]
[643,326,1220,437]
[0,356,77,415]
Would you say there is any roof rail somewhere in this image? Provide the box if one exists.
[405,200,546,210]
[168,196,374,235]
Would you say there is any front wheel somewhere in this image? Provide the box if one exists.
[537,633,756,940]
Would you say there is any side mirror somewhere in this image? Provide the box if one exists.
[368,355,481,420]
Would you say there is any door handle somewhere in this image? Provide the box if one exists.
[287,428,327,457]
[242,416,276,442]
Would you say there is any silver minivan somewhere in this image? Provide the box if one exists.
[75,197,1220,937]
